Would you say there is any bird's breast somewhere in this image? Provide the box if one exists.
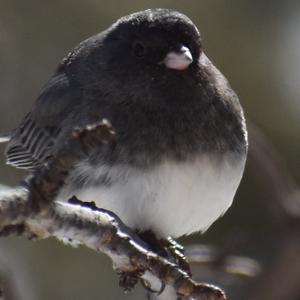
[61,153,246,238]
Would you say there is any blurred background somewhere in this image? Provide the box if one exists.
[0,0,299,299]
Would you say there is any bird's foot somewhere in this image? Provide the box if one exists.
[138,231,191,276]
[163,237,191,276]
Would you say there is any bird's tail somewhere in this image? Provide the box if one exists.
[0,132,12,143]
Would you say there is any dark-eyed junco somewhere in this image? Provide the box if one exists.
[2,9,247,239]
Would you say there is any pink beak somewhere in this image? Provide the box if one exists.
[163,45,193,70]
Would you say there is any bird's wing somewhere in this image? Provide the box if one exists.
[5,70,81,171]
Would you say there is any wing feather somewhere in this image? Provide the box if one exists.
[5,70,80,171]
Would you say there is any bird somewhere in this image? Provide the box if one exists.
[2,9,247,243]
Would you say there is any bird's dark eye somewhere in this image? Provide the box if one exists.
[132,41,147,58]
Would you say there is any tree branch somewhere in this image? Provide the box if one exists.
[0,120,226,300]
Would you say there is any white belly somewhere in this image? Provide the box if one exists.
[59,155,245,238]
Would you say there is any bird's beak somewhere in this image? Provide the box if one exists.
[163,45,193,70]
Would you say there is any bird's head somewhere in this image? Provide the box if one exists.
[66,9,204,103]
[105,9,202,73]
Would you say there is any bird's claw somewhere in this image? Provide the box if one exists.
[164,238,191,276]
[141,277,166,295]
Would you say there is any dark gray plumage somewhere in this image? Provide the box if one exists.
[4,9,247,238]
